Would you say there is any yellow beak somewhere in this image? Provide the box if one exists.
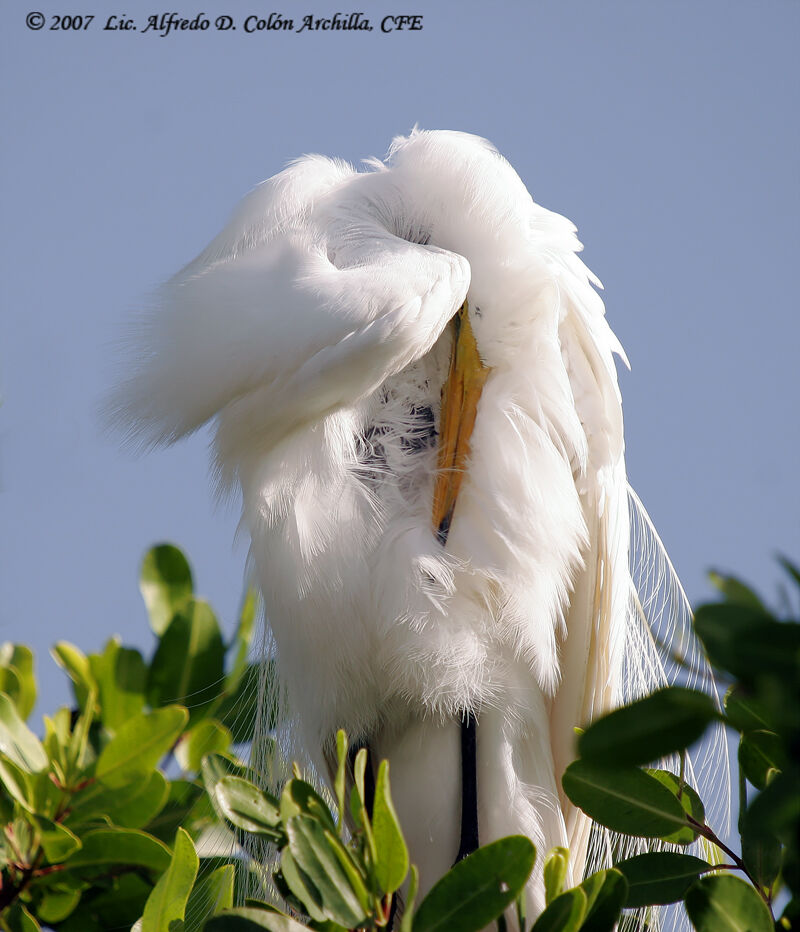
[432,300,490,546]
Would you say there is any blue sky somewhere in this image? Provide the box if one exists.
[2,0,798,716]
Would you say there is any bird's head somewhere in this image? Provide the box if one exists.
[367,130,559,368]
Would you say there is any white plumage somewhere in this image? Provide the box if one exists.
[111,129,723,923]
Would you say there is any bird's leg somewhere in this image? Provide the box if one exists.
[347,741,376,817]
[455,710,479,862]
[432,300,489,865]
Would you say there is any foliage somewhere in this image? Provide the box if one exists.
[1,546,797,932]
[559,558,800,932]
[0,545,263,931]
[200,734,538,932]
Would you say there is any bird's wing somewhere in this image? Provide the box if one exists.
[542,245,632,868]
[107,159,470,455]
[627,487,731,840]
[548,245,729,869]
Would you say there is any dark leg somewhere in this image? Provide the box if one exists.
[349,742,397,927]
[455,710,479,862]
[348,742,376,817]
[388,893,399,930]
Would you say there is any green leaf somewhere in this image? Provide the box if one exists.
[616,852,710,907]
[372,760,409,894]
[562,761,688,837]
[0,753,34,810]
[34,815,81,863]
[111,770,170,829]
[0,644,36,720]
[781,898,800,931]
[0,692,48,771]
[36,885,83,923]
[334,730,347,833]
[176,719,232,774]
[62,827,172,872]
[51,641,95,710]
[6,815,37,864]
[741,817,782,891]
[58,878,150,932]
[204,908,315,931]
[741,769,797,892]
[684,874,773,932]
[724,686,773,733]
[413,836,536,932]
[141,827,199,932]
[240,898,285,911]
[140,543,194,636]
[94,705,188,787]
[42,707,71,773]
[57,907,104,932]
[202,751,253,784]
[648,769,706,844]
[1,902,41,932]
[147,600,226,723]
[89,638,147,730]
[215,775,283,841]
[280,847,325,922]
[22,769,64,820]
[399,864,419,932]
[65,692,96,776]
[285,814,369,927]
[352,746,367,810]
[201,752,253,811]
[693,604,799,684]
[738,730,785,790]
[543,846,569,905]
[578,687,718,766]
[320,827,371,916]
[200,753,254,832]
[0,787,12,822]
[142,779,206,845]
[578,869,627,932]
[708,571,766,610]
[0,665,22,712]
[743,769,800,839]
[12,649,36,721]
[529,886,586,932]
[281,779,338,837]
[67,771,158,826]
[184,864,234,931]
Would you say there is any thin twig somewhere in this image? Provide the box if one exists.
[687,817,771,908]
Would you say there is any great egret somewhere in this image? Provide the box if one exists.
[110,129,724,922]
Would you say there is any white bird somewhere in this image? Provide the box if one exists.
[110,129,724,924]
